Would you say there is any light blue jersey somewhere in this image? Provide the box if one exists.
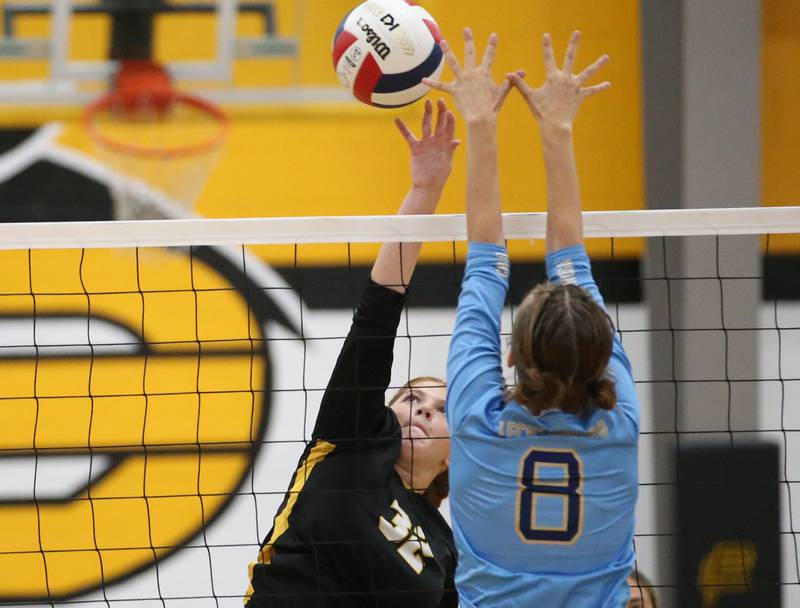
[446,242,639,608]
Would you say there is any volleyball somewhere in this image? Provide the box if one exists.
[332,0,444,108]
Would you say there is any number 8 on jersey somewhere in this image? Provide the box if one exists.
[516,448,584,544]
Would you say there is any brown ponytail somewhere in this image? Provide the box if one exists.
[507,282,616,416]
[588,377,616,411]
[514,367,568,412]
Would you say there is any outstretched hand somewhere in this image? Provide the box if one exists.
[373,99,459,292]
[422,29,523,124]
[396,98,460,193]
[508,31,610,129]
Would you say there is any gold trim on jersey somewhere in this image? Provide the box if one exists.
[243,440,336,604]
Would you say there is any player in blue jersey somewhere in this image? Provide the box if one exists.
[424,29,639,607]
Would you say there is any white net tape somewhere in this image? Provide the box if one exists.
[0,206,798,249]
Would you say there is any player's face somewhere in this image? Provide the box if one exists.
[390,384,450,474]
[627,575,656,608]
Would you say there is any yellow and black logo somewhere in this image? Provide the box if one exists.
[696,540,758,608]
[0,141,295,601]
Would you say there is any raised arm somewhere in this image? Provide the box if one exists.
[508,31,610,252]
[426,31,522,427]
[313,102,459,442]
[509,35,639,422]
[424,29,519,245]
[371,98,460,291]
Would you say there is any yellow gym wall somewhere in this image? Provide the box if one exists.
[763,0,800,208]
[0,0,645,265]
[762,0,799,254]
[205,0,646,218]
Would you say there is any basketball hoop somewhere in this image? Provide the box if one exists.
[84,61,229,216]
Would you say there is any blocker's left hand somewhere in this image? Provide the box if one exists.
[396,98,460,193]
[422,28,523,124]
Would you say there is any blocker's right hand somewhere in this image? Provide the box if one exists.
[423,28,523,124]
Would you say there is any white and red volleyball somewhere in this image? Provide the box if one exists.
[332,0,444,108]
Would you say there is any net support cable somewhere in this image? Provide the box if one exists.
[0,206,798,250]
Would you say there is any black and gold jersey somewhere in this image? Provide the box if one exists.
[245,281,457,607]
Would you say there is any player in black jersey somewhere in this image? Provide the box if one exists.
[245,99,461,607]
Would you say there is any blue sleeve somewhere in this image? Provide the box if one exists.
[545,245,639,426]
[446,242,509,430]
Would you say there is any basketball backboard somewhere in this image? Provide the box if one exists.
[0,0,349,107]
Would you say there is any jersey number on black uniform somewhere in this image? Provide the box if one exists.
[378,500,434,573]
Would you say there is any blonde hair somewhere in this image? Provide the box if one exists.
[507,282,616,416]
[388,376,449,508]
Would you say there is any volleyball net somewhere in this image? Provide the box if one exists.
[0,206,798,607]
